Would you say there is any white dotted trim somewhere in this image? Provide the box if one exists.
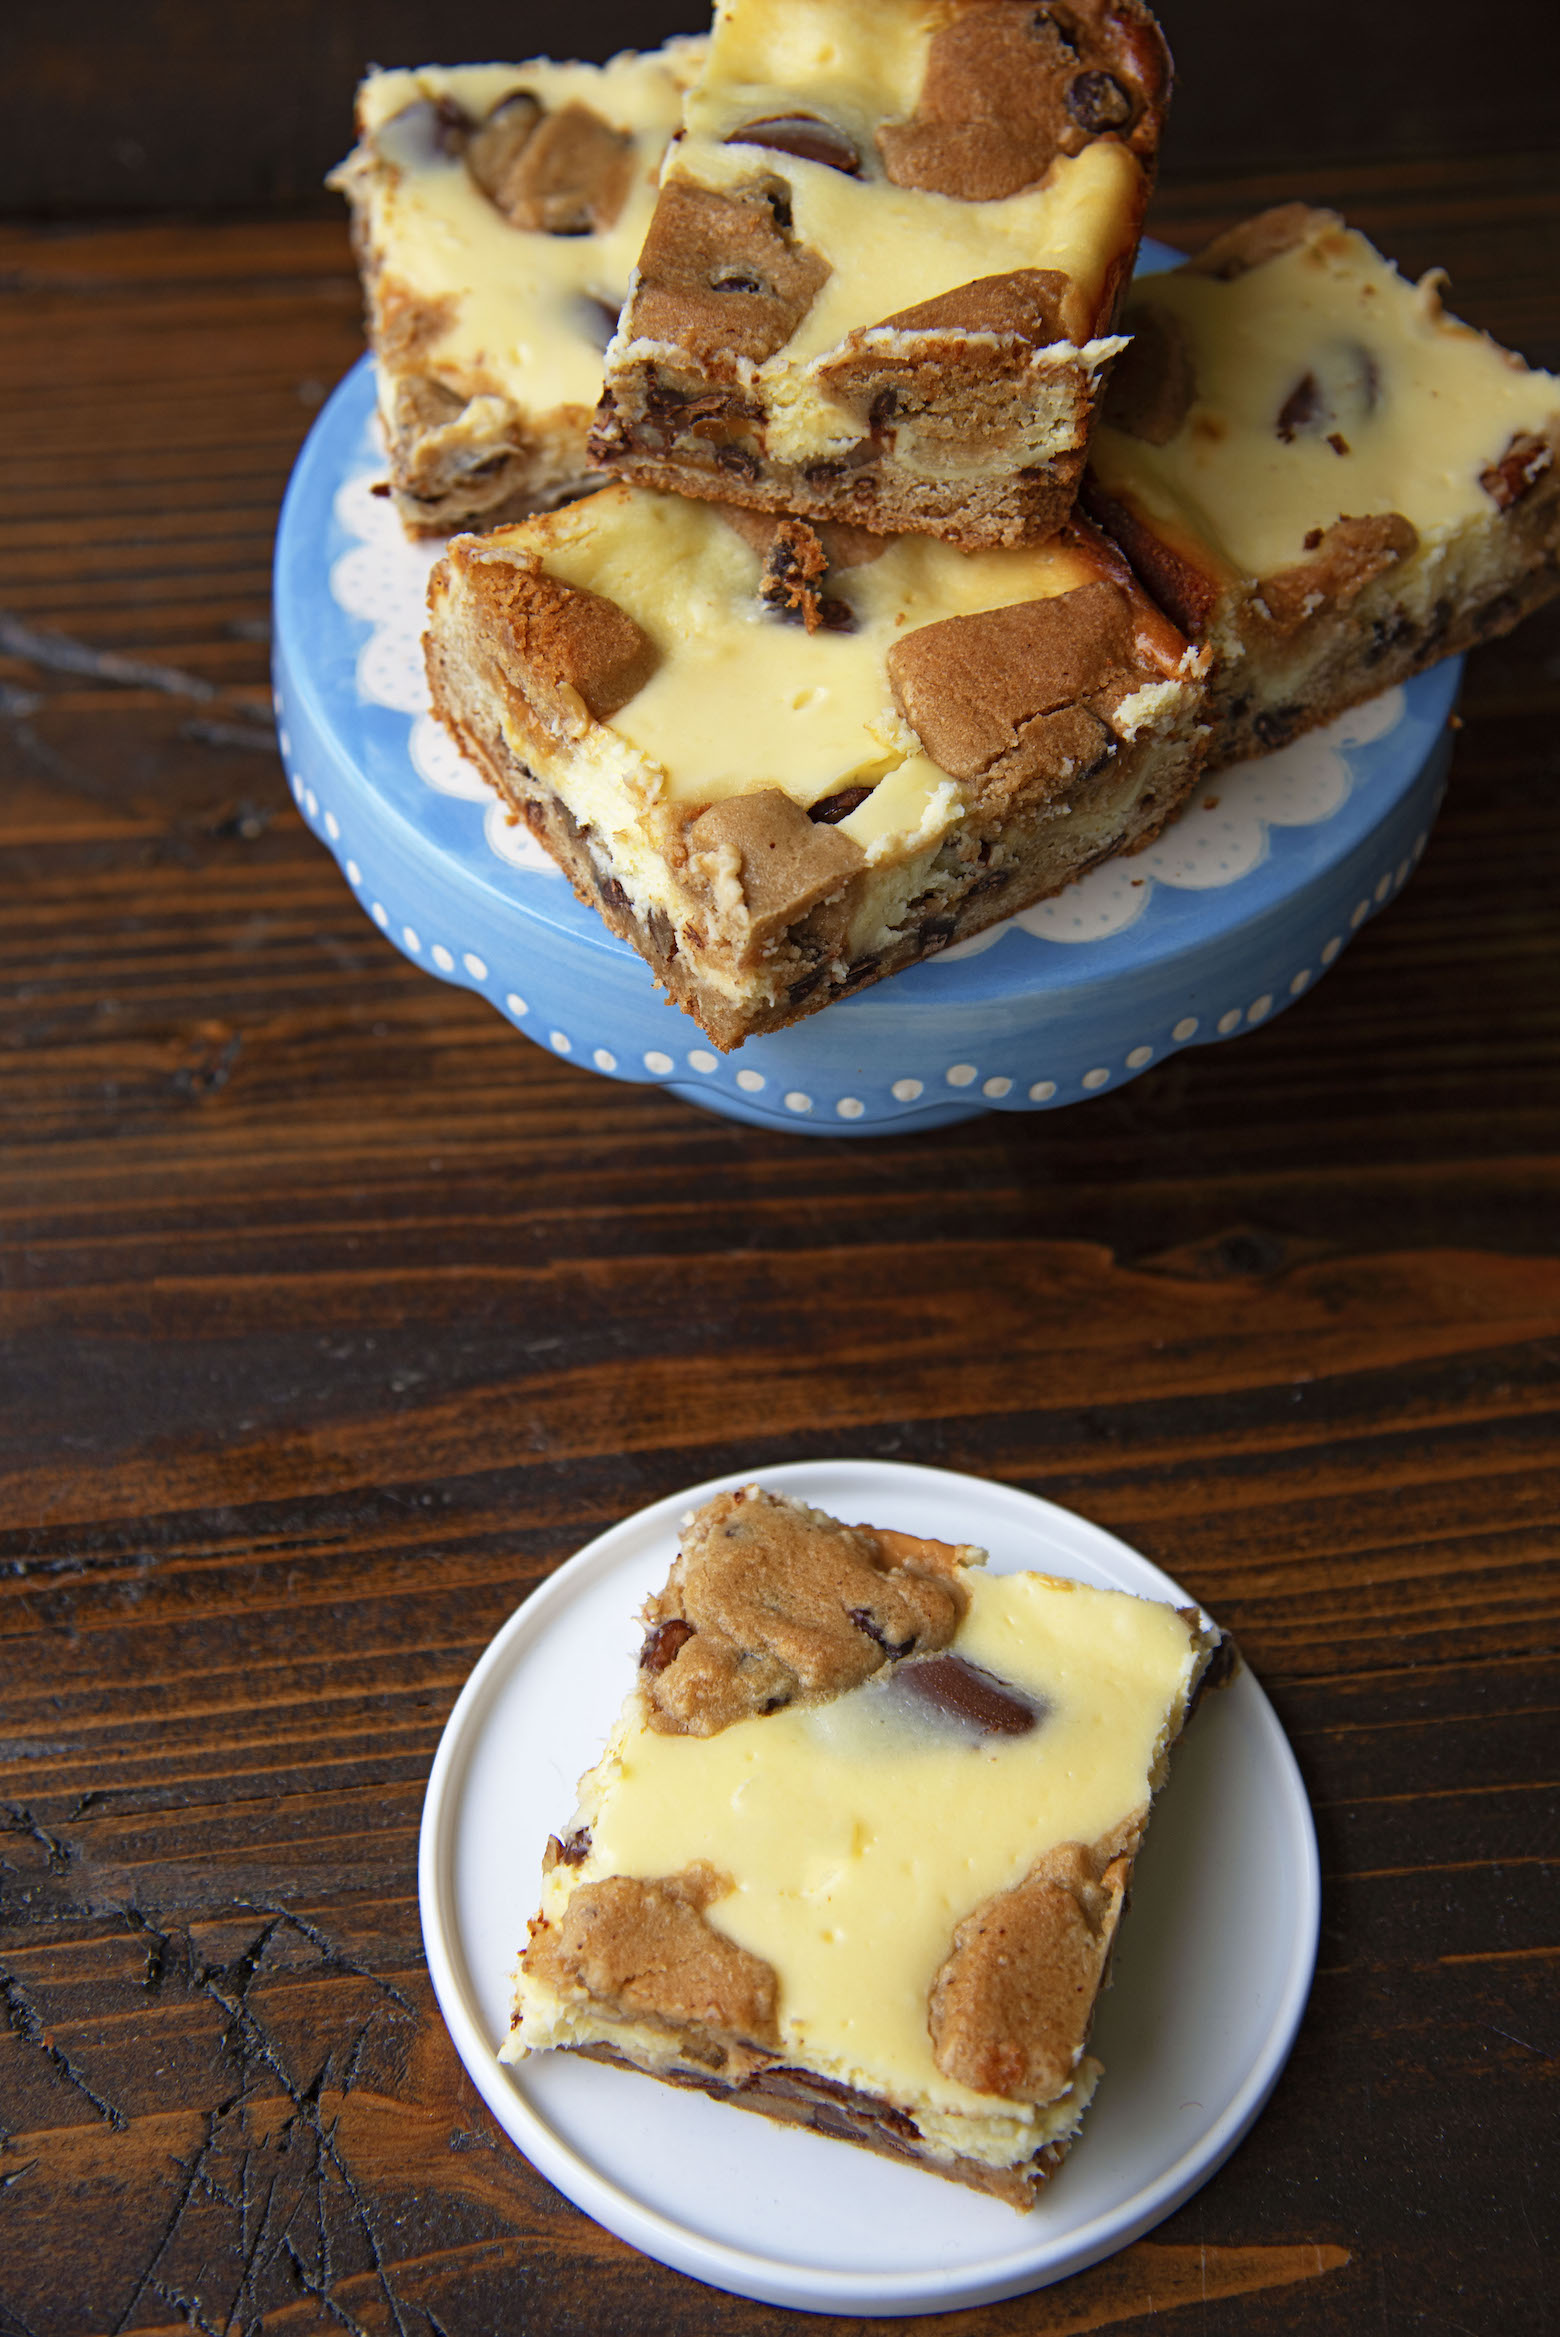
[310,781,1416,1123]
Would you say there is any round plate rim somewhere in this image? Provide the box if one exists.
[417,1457,1320,2315]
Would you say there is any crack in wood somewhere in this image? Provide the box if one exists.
[0,1966,126,2140]
[0,1803,71,1876]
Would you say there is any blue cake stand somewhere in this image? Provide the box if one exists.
[273,266,1457,1139]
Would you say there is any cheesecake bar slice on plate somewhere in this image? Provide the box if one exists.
[424,481,1208,1048]
[330,42,702,535]
[591,0,1171,548]
[1085,205,1560,768]
[504,1485,1223,2207]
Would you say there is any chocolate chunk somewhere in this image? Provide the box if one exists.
[727,115,861,175]
[1276,372,1322,444]
[641,1617,695,1673]
[465,89,543,213]
[1481,430,1554,511]
[1065,70,1132,132]
[375,95,471,171]
[1277,343,1379,444]
[848,1604,921,1657]
[898,1654,1040,1735]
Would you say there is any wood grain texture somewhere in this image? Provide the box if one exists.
[5,0,1559,214]
[1,153,1557,2337]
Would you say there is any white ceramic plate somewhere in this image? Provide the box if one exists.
[418,1460,1319,2316]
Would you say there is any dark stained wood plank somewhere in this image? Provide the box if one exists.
[2,147,1557,2337]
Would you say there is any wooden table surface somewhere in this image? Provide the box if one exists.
[2,151,1556,2337]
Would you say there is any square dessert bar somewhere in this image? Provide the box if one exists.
[1085,205,1560,768]
[591,0,1172,548]
[506,1486,1224,2207]
[425,482,1208,1048]
[330,42,701,536]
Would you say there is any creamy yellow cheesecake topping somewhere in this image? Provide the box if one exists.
[494,480,1116,866]
[509,1564,1204,2164]
[1091,220,1560,581]
[347,47,701,417]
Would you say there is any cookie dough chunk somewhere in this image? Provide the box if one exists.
[1084,206,1560,765]
[424,480,1208,1048]
[590,0,1171,548]
[330,42,702,536]
[505,1485,1224,2207]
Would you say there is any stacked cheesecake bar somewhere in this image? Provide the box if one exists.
[336,0,1560,1049]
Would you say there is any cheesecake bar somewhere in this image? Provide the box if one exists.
[590,0,1171,548]
[504,1486,1224,2207]
[330,43,701,535]
[424,482,1208,1048]
[1085,205,1560,767]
